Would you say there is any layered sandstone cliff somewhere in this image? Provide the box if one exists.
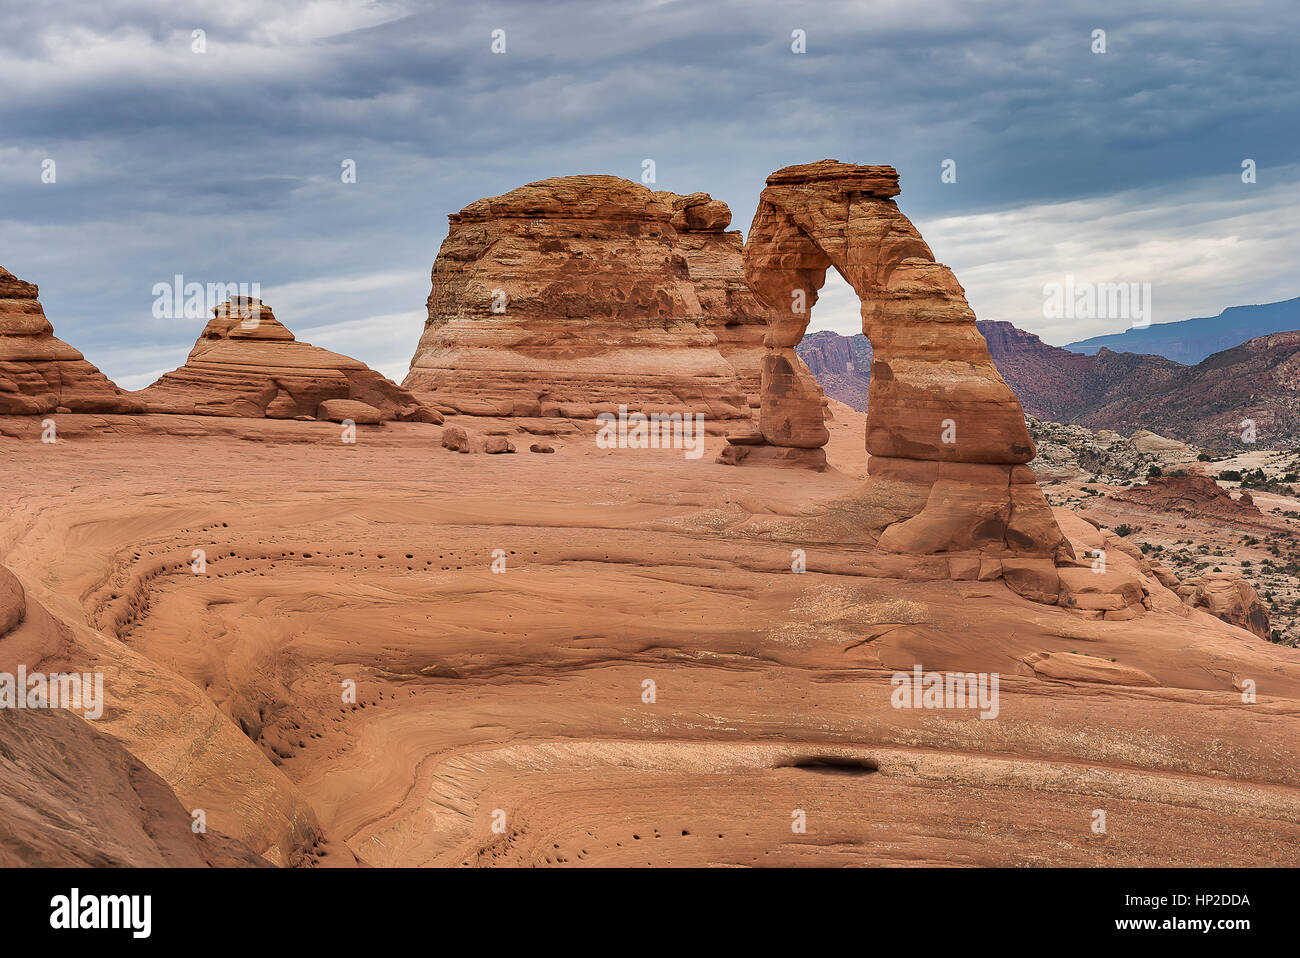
[0,266,143,415]
[403,176,764,418]
[140,298,439,424]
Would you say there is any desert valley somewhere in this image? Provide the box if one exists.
[3,161,1299,872]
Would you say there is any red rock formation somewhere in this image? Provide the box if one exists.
[0,266,143,414]
[1180,572,1271,639]
[1108,473,1267,524]
[672,195,767,408]
[403,176,763,419]
[0,705,267,866]
[734,160,1065,560]
[141,298,439,424]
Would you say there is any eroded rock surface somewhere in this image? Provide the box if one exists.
[0,564,274,866]
[4,418,1299,867]
[140,298,439,424]
[1182,572,1272,639]
[403,176,763,419]
[0,266,143,415]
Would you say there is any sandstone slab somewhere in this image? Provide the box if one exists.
[317,398,383,425]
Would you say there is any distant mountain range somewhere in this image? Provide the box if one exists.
[798,330,872,411]
[797,319,1300,453]
[1064,296,1300,364]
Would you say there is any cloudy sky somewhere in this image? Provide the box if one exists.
[2,0,1297,386]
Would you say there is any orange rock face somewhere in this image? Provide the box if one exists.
[0,266,143,415]
[140,298,440,424]
[0,563,290,866]
[736,161,1064,559]
[403,176,764,419]
[1182,572,1271,639]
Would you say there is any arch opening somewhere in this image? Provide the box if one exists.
[723,160,1068,561]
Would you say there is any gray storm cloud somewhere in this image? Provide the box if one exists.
[1,0,1296,384]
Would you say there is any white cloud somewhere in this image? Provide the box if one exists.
[808,166,1300,345]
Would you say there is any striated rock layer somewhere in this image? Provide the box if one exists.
[141,298,439,424]
[403,176,765,418]
[0,564,286,863]
[731,160,1066,561]
[0,266,143,415]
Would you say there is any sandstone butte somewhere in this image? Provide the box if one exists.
[403,175,767,419]
[139,297,441,425]
[0,266,143,415]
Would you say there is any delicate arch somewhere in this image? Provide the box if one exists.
[729,160,1064,558]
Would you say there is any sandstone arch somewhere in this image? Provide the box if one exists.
[732,160,1067,559]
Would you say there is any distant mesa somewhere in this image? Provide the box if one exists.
[140,297,441,424]
[403,175,765,419]
[797,329,872,412]
[0,266,143,415]
[1065,295,1300,364]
